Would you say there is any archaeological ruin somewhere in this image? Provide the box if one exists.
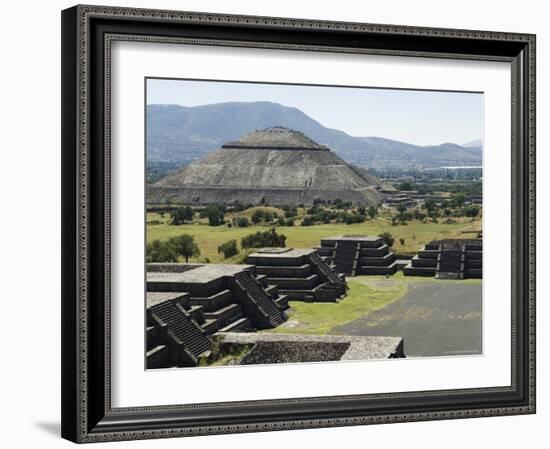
[245,248,347,302]
[318,235,399,276]
[146,263,289,368]
[147,127,383,206]
[218,333,405,365]
[403,238,483,279]
[145,259,406,368]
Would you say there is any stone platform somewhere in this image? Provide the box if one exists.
[318,235,398,276]
[217,332,405,364]
[245,248,346,302]
[403,239,482,279]
[146,263,288,369]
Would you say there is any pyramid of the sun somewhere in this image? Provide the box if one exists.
[148,127,383,206]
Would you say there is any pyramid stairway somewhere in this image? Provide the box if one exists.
[333,240,360,275]
[149,300,212,366]
[234,271,287,327]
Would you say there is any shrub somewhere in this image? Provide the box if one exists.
[284,207,297,218]
[378,232,395,247]
[146,234,201,263]
[241,228,286,249]
[170,206,193,225]
[367,206,378,219]
[251,209,275,224]
[423,199,437,213]
[251,209,264,224]
[451,193,466,208]
[146,240,178,263]
[301,216,314,226]
[399,182,414,191]
[204,204,225,226]
[217,240,239,259]
[235,217,250,227]
[399,238,405,245]
[464,204,481,218]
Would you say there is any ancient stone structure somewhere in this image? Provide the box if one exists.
[403,239,483,279]
[148,127,382,206]
[146,264,288,368]
[245,248,347,302]
[218,332,405,364]
[318,235,398,276]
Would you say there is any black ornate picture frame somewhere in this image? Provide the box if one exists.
[61,4,536,443]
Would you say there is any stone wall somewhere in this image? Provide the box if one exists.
[147,185,382,207]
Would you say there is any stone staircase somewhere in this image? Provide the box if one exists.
[333,240,360,275]
[149,300,212,362]
[436,245,464,280]
[234,271,287,327]
[308,252,347,299]
[309,252,342,286]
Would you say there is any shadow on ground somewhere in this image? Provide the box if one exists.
[35,421,60,437]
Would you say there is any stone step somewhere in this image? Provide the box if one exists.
[189,289,233,312]
[203,303,242,323]
[403,264,436,277]
[218,317,251,332]
[358,261,398,275]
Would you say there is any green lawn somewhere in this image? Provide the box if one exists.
[146,213,481,263]
[269,272,482,335]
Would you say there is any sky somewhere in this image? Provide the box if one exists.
[147,78,483,146]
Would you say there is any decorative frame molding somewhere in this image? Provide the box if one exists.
[61,4,536,443]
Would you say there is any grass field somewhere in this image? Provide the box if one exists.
[269,273,482,335]
[146,212,481,263]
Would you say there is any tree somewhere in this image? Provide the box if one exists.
[424,199,437,214]
[367,206,378,219]
[241,228,286,249]
[204,205,225,226]
[251,209,265,224]
[170,206,193,225]
[283,206,297,218]
[452,193,466,208]
[464,204,481,218]
[399,238,405,245]
[378,232,395,247]
[217,240,239,259]
[413,209,426,221]
[167,234,200,263]
[301,216,314,226]
[397,203,407,214]
[146,240,178,263]
[235,217,250,227]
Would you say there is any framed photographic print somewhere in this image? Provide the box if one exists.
[61,4,536,443]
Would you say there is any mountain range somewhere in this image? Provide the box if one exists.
[147,102,482,171]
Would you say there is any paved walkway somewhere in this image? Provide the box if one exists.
[334,282,482,357]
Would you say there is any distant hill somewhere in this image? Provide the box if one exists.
[462,139,483,148]
[147,102,482,170]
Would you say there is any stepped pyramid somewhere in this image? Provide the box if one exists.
[148,127,382,206]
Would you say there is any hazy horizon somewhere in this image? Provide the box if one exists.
[147,78,483,147]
